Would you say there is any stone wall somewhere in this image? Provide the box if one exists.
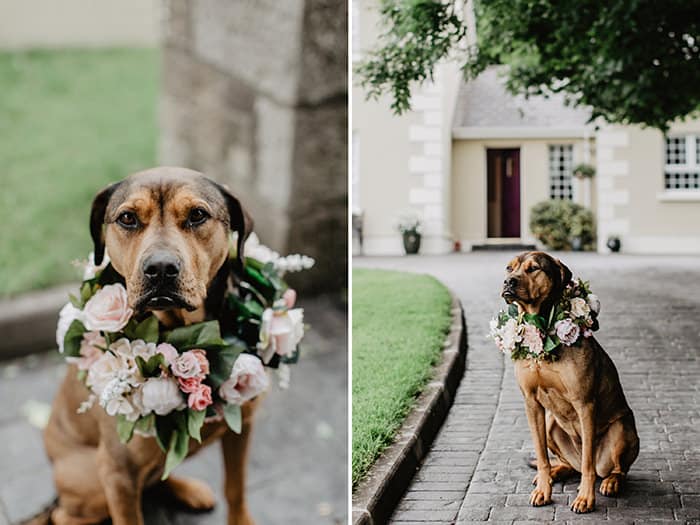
[160,0,347,294]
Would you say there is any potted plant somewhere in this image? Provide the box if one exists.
[396,214,422,255]
[607,235,621,253]
[573,163,595,179]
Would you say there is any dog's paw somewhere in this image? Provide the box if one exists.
[600,473,623,496]
[167,477,217,511]
[529,487,552,507]
[570,493,595,513]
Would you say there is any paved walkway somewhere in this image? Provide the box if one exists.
[0,297,347,525]
[355,252,700,524]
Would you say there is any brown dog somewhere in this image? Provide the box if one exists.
[39,167,258,525]
[501,252,639,513]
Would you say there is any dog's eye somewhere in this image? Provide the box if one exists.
[116,211,138,229]
[186,208,209,227]
[506,266,512,272]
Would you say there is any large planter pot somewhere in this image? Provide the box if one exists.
[571,236,583,252]
[607,237,621,253]
[402,231,421,255]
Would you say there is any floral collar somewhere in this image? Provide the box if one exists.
[55,234,313,478]
[489,278,600,361]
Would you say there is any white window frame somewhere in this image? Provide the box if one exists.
[548,144,574,201]
[663,134,700,195]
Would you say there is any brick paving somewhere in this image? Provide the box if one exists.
[0,297,347,525]
[355,252,700,524]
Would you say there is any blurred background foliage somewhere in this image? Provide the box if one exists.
[0,48,158,296]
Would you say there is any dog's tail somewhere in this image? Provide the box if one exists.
[17,499,57,525]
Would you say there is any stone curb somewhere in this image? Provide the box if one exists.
[351,290,468,525]
[0,283,79,359]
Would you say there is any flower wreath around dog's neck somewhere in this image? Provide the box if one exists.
[55,233,314,478]
[489,278,600,361]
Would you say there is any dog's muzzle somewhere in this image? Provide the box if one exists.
[135,251,196,312]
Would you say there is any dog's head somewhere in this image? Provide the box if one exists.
[501,251,572,315]
[90,167,252,323]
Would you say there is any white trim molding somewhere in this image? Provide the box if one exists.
[452,126,592,140]
[621,235,700,254]
[657,190,700,202]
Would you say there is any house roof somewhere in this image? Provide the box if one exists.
[452,67,592,133]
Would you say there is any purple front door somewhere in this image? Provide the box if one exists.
[487,148,521,238]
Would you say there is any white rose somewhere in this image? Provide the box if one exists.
[82,284,133,333]
[99,377,134,418]
[242,232,280,264]
[500,318,522,352]
[140,377,186,416]
[587,294,600,315]
[56,302,83,353]
[86,351,124,395]
[219,354,269,405]
[257,308,305,362]
[171,351,202,379]
[570,297,590,318]
[108,338,139,376]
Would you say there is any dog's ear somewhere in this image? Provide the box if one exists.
[214,182,253,268]
[557,259,572,285]
[90,182,121,266]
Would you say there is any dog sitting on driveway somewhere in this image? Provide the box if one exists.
[35,167,258,525]
[501,251,639,513]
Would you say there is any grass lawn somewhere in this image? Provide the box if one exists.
[0,48,158,297]
[352,268,452,486]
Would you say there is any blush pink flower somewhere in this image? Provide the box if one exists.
[188,383,213,411]
[82,284,133,333]
[521,324,544,355]
[177,376,202,394]
[74,331,106,371]
[171,351,202,379]
[555,318,580,346]
[156,343,179,365]
[190,349,210,376]
[219,354,269,405]
[283,288,297,309]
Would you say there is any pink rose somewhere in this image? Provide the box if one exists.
[521,324,544,355]
[188,383,213,411]
[283,288,297,309]
[171,350,202,379]
[82,284,133,333]
[156,343,179,365]
[177,376,201,394]
[555,318,580,346]
[190,349,210,376]
[257,308,305,361]
[75,331,106,370]
[219,354,269,405]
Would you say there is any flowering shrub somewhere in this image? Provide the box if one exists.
[489,278,600,361]
[529,200,595,251]
[56,234,313,478]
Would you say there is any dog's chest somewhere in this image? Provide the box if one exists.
[516,361,577,416]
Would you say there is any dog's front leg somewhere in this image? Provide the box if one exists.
[221,414,255,525]
[96,442,144,525]
[523,395,552,506]
[571,401,596,513]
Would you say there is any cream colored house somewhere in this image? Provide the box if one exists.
[353,0,700,256]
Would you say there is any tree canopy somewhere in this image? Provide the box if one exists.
[357,0,700,130]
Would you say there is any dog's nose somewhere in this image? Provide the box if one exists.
[143,252,180,283]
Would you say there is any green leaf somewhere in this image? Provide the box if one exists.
[166,321,225,350]
[80,282,94,306]
[208,342,245,389]
[68,293,81,308]
[135,353,165,378]
[133,315,159,343]
[134,413,155,435]
[187,409,206,443]
[223,404,242,434]
[63,319,87,357]
[161,428,190,480]
[507,303,518,318]
[523,313,546,331]
[116,415,136,444]
[155,415,174,453]
[543,336,559,353]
